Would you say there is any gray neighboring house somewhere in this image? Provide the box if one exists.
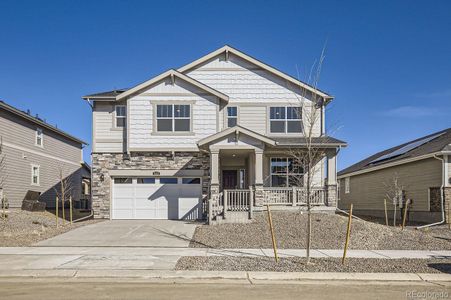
[338,128,451,223]
[0,100,90,209]
[84,45,346,223]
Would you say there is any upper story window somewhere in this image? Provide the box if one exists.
[115,105,126,128]
[35,128,43,147]
[345,177,350,194]
[269,107,302,134]
[156,104,190,132]
[270,157,304,187]
[31,164,40,186]
[227,106,238,127]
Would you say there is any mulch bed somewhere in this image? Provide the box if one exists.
[175,256,451,273]
[0,209,102,246]
[190,211,451,250]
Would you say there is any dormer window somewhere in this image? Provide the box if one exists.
[269,107,302,133]
[35,128,43,147]
[115,105,126,128]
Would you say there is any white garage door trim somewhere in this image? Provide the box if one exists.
[112,177,202,220]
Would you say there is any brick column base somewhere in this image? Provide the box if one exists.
[254,184,264,207]
[326,185,337,207]
[445,187,451,224]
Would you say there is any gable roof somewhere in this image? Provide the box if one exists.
[0,100,87,145]
[338,128,451,177]
[117,69,229,102]
[82,89,126,100]
[178,45,333,103]
[271,136,347,147]
[198,125,277,147]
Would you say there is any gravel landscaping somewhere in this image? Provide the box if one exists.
[190,211,451,250]
[0,209,102,246]
[175,256,451,273]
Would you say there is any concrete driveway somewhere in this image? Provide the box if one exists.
[36,220,199,248]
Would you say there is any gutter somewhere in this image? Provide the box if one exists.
[416,154,446,229]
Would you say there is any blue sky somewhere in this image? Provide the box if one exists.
[0,0,450,169]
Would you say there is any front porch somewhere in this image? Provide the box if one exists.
[199,127,341,224]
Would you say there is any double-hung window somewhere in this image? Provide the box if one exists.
[115,105,126,128]
[270,158,304,187]
[156,104,190,132]
[345,177,350,194]
[226,106,238,127]
[35,128,43,147]
[31,164,40,186]
[269,107,302,133]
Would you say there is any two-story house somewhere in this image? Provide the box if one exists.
[0,100,90,209]
[83,45,346,223]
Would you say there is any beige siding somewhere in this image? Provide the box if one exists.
[186,53,322,137]
[0,110,81,163]
[93,102,125,153]
[0,109,85,208]
[239,106,267,134]
[338,158,442,212]
[128,77,218,149]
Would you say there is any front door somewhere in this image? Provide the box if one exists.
[222,170,238,189]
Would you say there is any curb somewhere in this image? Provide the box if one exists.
[0,270,450,283]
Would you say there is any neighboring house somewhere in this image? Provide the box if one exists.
[0,100,90,209]
[83,45,346,223]
[338,128,451,223]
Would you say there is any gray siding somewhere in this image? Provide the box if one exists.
[0,109,85,208]
[338,158,442,212]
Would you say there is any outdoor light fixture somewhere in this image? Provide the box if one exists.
[100,174,104,182]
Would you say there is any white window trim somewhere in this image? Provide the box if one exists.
[31,164,40,186]
[35,128,44,147]
[114,105,127,128]
[155,104,192,133]
[269,106,303,134]
[269,157,304,187]
[226,106,238,128]
[345,177,350,194]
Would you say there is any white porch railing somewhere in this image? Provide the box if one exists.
[262,187,326,206]
[224,189,251,211]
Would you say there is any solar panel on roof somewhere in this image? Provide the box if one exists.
[369,132,445,164]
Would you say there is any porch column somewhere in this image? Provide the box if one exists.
[326,149,338,207]
[209,149,220,224]
[254,149,264,207]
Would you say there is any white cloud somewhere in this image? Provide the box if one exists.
[381,106,444,118]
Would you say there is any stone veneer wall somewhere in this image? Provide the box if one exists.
[445,187,451,224]
[92,152,210,219]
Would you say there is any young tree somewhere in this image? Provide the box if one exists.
[285,46,332,263]
[0,136,8,219]
[384,173,406,226]
[53,166,75,225]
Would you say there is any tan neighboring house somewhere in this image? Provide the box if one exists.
[0,100,90,209]
[83,45,346,223]
[338,128,451,223]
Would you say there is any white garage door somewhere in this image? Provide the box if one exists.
[112,177,202,220]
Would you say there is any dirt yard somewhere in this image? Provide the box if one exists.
[0,209,102,246]
[190,211,451,250]
[176,256,451,273]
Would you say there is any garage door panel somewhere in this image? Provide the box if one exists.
[178,197,201,220]
[112,177,202,220]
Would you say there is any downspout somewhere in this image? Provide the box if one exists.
[416,153,446,229]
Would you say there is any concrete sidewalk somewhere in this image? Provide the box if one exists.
[0,247,450,271]
[0,269,450,284]
[1,247,450,259]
